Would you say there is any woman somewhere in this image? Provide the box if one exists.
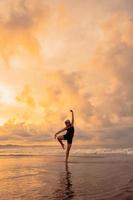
[54,110,75,163]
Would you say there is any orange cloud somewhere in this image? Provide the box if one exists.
[0,1,133,147]
[16,85,35,108]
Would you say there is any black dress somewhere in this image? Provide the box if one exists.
[63,126,74,144]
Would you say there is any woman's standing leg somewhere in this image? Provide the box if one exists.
[66,143,72,163]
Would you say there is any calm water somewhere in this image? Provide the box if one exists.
[0,146,133,200]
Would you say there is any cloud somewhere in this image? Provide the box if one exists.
[3,0,48,29]
[39,70,94,128]
[0,69,94,144]
[0,122,51,144]
[0,0,53,67]
[96,125,133,148]
[0,1,133,147]
[86,13,133,127]
[0,0,72,68]
[16,85,36,108]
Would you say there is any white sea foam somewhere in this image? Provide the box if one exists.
[0,146,133,156]
[72,148,133,155]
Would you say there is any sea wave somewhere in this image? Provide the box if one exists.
[72,148,133,155]
[0,147,133,156]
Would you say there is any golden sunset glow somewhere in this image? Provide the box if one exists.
[0,0,133,147]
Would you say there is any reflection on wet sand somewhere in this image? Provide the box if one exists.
[53,163,75,200]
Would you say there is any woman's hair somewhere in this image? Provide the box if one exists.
[65,119,71,124]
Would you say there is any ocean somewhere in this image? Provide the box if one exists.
[0,145,133,200]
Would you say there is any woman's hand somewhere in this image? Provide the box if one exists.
[54,127,67,139]
[70,110,74,125]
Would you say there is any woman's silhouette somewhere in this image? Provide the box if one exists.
[55,110,75,163]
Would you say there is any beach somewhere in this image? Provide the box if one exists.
[0,146,133,200]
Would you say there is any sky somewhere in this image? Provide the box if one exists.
[0,0,133,147]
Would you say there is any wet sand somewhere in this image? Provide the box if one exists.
[0,154,133,200]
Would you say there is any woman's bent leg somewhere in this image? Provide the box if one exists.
[57,135,65,149]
